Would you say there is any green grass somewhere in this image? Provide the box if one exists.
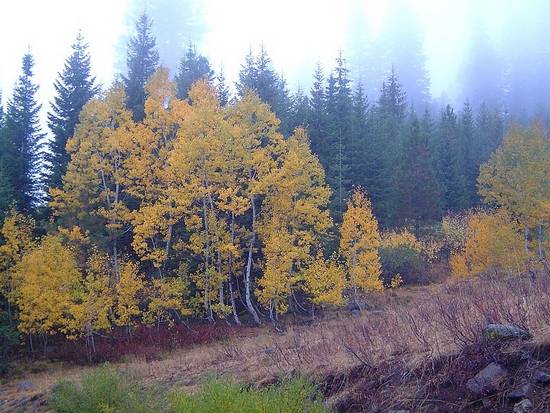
[170,377,328,413]
[49,365,165,413]
[49,365,330,413]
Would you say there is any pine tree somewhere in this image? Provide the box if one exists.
[175,44,214,99]
[124,13,159,121]
[3,53,44,211]
[47,33,99,190]
[397,113,441,232]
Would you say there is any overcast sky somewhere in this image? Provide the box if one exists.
[0,0,532,129]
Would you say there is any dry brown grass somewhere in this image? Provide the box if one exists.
[2,274,550,412]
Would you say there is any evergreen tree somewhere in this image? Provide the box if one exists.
[434,105,464,211]
[3,53,44,211]
[124,13,159,121]
[215,66,231,106]
[289,87,310,132]
[397,113,441,232]
[236,46,291,133]
[331,52,354,219]
[175,44,214,99]
[47,33,99,190]
[458,101,476,206]
[371,68,407,226]
[350,83,369,188]
[307,64,326,157]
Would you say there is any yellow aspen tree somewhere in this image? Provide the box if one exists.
[168,80,229,322]
[340,188,383,306]
[122,68,188,276]
[143,276,191,327]
[225,92,286,324]
[257,128,332,319]
[302,251,345,309]
[478,124,550,273]
[70,250,113,358]
[0,210,36,310]
[450,210,531,277]
[50,85,134,283]
[114,260,144,332]
[11,235,82,344]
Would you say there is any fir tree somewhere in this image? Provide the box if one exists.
[3,53,45,211]
[215,66,231,106]
[175,44,214,99]
[289,87,310,132]
[371,68,407,226]
[351,83,369,188]
[124,13,159,121]
[236,46,291,133]
[397,113,441,232]
[458,101,476,206]
[307,64,326,157]
[47,33,99,190]
[434,105,464,211]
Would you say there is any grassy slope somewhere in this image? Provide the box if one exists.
[2,275,550,412]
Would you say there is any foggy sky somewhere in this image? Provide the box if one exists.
[1,0,549,128]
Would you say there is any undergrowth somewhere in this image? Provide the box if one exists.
[49,365,329,413]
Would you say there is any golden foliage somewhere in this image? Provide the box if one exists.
[302,252,345,306]
[340,188,383,296]
[450,210,532,277]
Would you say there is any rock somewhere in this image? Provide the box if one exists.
[508,383,532,401]
[466,362,507,394]
[17,380,33,391]
[513,399,533,413]
[483,323,531,341]
[533,370,550,385]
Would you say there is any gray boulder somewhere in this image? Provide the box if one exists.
[466,362,507,394]
[508,384,532,401]
[17,380,33,391]
[513,399,533,413]
[483,324,531,341]
[533,370,550,385]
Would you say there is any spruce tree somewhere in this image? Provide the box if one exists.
[434,105,464,211]
[3,53,44,211]
[351,83,369,188]
[215,66,231,106]
[47,33,99,190]
[329,52,354,220]
[307,64,326,157]
[124,13,159,121]
[289,87,310,132]
[458,101,476,206]
[397,113,441,232]
[371,68,407,226]
[175,44,214,99]
[236,46,291,133]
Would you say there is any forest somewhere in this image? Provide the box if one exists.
[1,3,550,412]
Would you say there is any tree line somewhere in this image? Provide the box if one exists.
[0,14,548,354]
